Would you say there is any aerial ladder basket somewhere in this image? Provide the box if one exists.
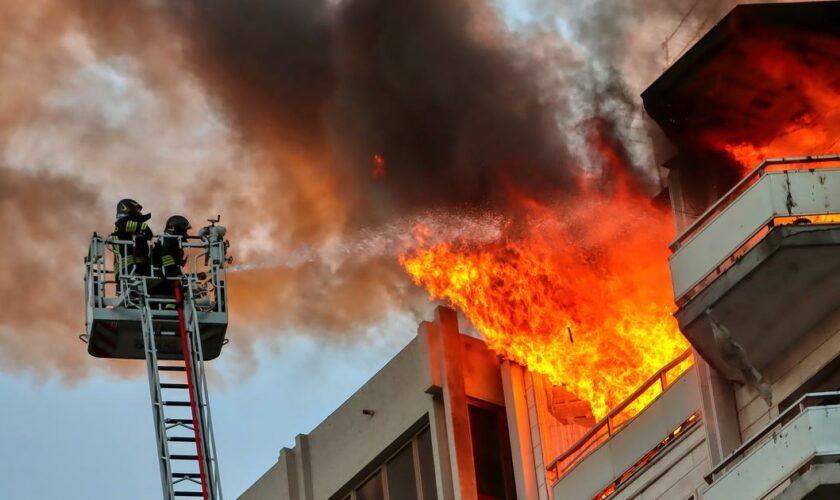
[83,218,230,499]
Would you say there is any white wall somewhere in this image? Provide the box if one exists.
[238,307,506,500]
[239,449,297,500]
[305,335,436,499]
[735,306,840,440]
[239,333,438,500]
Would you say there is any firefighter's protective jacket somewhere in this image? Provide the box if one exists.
[112,213,153,273]
[153,236,185,278]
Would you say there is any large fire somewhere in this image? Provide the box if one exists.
[400,186,690,420]
[708,33,840,174]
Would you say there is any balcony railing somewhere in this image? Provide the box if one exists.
[669,155,840,302]
[546,349,693,482]
[704,391,840,500]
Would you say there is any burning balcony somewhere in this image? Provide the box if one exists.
[547,350,699,499]
[642,1,840,383]
[643,1,840,198]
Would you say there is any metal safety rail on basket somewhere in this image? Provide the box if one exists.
[86,234,229,314]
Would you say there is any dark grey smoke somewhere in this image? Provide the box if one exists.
[327,0,578,216]
[143,0,770,223]
[122,0,581,237]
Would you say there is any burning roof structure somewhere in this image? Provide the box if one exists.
[643,1,840,215]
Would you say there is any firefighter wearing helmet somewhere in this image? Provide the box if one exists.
[152,215,191,309]
[155,215,192,278]
[112,198,153,277]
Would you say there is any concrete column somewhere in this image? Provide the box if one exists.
[696,356,742,466]
[420,320,443,396]
[500,361,539,500]
[429,396,456,500]
[435,306,479,500]
[420,320,455,500]
[294,434,314,500]
[278,448,299,500]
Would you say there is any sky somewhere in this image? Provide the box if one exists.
[0,0,753,498]
[0,333,413,499]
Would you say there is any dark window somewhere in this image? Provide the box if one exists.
[417,428,438,500]
[356,470,385,500]
[779,354,840,411]
[387,444,418,500]
[468,405,516,500]
[341,425,437,500]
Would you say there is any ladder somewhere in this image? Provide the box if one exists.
[138,277,224,499]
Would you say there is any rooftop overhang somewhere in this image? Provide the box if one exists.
[642,1,840,165]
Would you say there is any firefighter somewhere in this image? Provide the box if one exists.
[152,215,191,309]
[112,198,153,278]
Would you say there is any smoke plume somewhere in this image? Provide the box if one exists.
[0,0,796,379]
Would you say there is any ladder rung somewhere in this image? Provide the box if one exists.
[170,454,199,460]
[174,491,204,497]
[168,436,197,442]
[161,383,189,389]
[159,366,186,372]
[166,418,195,425]
[164,401,191,407]
[172,473,201,479]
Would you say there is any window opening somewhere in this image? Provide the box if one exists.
[468,405,516,500]
[386,443,418,500]
[417,428,438,500]
[356,470,385,500]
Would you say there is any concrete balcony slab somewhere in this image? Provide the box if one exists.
[675,223,840,381]
[776,463,840,500]
[704,404,840,500]
[669,162,840,381]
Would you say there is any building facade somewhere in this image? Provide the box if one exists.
[240,307,522,500]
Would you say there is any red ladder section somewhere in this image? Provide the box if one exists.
[175,285,210,500]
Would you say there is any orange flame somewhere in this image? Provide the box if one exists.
[712,34,840,174]
[400,190,690,420]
